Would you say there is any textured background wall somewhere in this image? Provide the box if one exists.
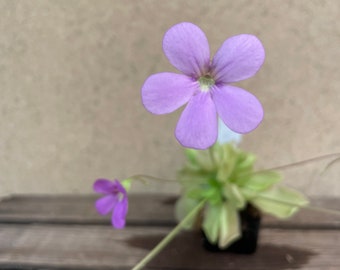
[0,0,339,197]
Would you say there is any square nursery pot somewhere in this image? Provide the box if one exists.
[203,204,261,254]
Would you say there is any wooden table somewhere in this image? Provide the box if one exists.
[0,195,339,269]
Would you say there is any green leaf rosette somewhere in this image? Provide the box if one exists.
[176,143,309,248]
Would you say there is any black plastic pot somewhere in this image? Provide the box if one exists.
[203,204,261,254]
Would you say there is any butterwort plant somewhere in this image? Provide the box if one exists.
[93,22,311,270]
[176,144,308,249]
[142,22,265,149]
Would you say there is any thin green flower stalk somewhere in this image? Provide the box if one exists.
[131,199,206,270]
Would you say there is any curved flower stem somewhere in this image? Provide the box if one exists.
[235,152,340,182]
[255,152,340,173]
[130,174,177,183]
[131,199,206,270]
[129,174,202,185]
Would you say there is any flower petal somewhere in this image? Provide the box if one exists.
[211,34,265,83]
[112,198,128,229]
[175,92,217,149]
[95,195,117,215]
[211,85,263,133]
[163,22,210,77]
[141,72,198,114]
[93,179,117,194]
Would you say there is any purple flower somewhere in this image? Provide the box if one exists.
[141,22,265,150]
[93,178,128,229]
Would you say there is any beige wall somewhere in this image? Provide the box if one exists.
[0,0,339,197]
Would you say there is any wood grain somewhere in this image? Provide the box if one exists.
[0,195,339,229]
[0,224,339,270]
[0,195,174,225]
[0,195,339,269]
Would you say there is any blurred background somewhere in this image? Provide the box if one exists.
[0,0,339,197]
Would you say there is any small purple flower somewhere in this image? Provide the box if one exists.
[141,22,265,150]
[93,178,128,229]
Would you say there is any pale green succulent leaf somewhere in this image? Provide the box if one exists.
[216,155,236,183]
[200,188,217,199]
[223,183,246,209]
[218,202,241,248]
[202,202,241,248]
[230,184,246,209]
[251,186,309,219]
[238,171,282,191]
[202,203,221,244]
[186,188,206,200]
[239,187,259,200]
[237,153,256,171]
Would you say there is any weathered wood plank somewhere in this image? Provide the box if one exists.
[0,224,339,270]
[0,195,339,229]
[0,195,174,225]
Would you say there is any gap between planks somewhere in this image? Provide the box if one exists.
[0,195,339,229]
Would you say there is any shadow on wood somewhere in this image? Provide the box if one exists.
[126,231,316,270]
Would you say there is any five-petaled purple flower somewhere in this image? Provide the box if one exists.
[93,178,128,229]
[141,22,265,149]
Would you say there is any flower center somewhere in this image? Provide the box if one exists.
[198,75,215,92]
